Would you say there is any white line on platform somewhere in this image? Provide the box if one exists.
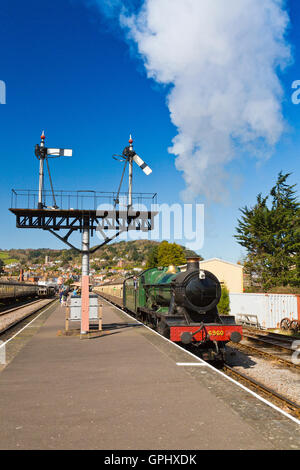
[176,362,208,366]
[0,301,57,350]
[100,296,300,427]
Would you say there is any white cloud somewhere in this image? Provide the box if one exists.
[92,0,292,202]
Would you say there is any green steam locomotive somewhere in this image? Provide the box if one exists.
[96,257,242,362]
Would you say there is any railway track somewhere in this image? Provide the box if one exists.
[225,329,300,418]
[228,340,300,371]
[242,326,297,345]
[244,331,295,351]
[0,299,43,316]
[0,298,57,336]
[226,326,300,370]
[223,364,300,419]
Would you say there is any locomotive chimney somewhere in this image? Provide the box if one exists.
[186,257,200,272]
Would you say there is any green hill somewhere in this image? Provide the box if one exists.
[0,241,201,269]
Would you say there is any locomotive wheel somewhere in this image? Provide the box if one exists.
[290,320,300,334]
[280,318,291,331]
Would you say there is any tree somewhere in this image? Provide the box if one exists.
[146,245,159,268]
[269,172,300,286]
[157,241,186,267]
[64,278,74,287]
[235,172,300,290]
[28,250,42,260]
[146,241,188,268]
[60,250,72,263]
[235,193,272,289]
[130,247,140,262]
[185,249,203,260]
[218,284,230,315]
[0,258,4,275]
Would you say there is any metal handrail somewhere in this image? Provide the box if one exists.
[10,189,158,211]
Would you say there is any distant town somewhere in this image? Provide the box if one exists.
[0,240,198,287]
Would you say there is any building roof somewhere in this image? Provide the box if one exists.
[200,258,243,269]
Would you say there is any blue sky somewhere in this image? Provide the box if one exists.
[0,0,299,263]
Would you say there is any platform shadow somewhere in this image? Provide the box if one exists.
[86,322,143,340]
[102,322,143,331]
[86,330,123,339]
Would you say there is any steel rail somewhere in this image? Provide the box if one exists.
[228,341,300,372]
[223,364,300,419]
[0,299,43,316]
[243,327,296,344]
[0,298,58,336]
[244,333,294,350]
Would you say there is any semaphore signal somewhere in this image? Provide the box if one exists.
[113,134,152,209]
[35,131,73,209]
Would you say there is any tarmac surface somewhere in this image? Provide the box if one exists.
[0,299,299,450]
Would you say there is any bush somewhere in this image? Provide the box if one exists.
[218,284,230,315]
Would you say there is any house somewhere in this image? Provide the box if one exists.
[199,258,244,293]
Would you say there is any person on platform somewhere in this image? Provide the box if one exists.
[72,288,78,297]
[61,287,69,306]
[59,286,64,304]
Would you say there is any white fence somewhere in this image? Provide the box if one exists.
[229,293,300,329]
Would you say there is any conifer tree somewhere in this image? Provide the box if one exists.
[235,172,300,290]
[269,172,300,286]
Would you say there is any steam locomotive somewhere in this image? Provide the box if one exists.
[95,258,242,362]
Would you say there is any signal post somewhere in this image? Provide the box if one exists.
[81,226,90,334]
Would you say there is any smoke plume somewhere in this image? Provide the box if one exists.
[94,0,291,202]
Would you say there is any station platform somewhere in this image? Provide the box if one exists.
[0,299,299,450]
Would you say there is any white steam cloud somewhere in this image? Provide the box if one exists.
[94,0,291,202]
